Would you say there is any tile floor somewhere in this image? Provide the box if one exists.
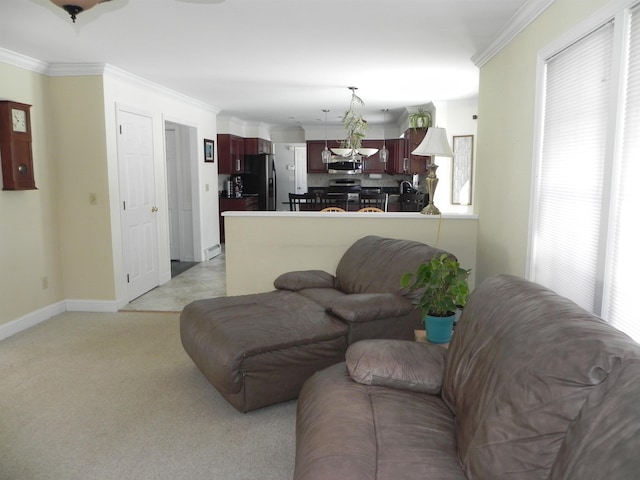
[121,249,226,312]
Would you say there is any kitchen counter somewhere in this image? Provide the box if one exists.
[223,211,474,218]
[221,211,478,296]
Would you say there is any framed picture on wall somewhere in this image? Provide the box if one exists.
[451,135,473,205]
[204,139,215,163]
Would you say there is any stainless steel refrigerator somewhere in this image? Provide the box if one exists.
[242,154,277,211]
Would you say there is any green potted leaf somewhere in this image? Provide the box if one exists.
[408,108,432,131]
[400,254,471,343]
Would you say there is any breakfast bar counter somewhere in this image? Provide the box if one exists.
[222,211,478,296]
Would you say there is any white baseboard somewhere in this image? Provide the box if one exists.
[65,299,121,313]
[0,298,126,342]
[0,301,66,342]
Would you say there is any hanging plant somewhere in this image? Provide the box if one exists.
[340,88,368,151]
[408,108,432,131]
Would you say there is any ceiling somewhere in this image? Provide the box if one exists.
[0,0,533,129]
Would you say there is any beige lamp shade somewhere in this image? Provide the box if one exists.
[411,127,454,157]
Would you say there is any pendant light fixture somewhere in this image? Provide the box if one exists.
[379,109,389,164]
[50,0,111,22]
[331,87,378,159]
[321,109,332,164]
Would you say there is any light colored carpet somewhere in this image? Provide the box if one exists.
[0,311,296,480]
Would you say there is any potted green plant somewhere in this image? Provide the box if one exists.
[400,253,471,343]
[408,108,432,130]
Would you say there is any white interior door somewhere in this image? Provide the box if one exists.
[118,109,159,301]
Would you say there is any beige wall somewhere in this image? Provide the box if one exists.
[0,59,220,331]
[49,75,115,301]
[475,0,611,283]
[0,63,64,324]
[224,213,478,295]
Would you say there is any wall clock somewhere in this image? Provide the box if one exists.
[0,101,36,190]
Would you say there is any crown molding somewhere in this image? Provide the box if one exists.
[47,62,108,76]
[472,0,557,67]
[0,48,219,113]
[0,47,49,74]
[102,64,220,113]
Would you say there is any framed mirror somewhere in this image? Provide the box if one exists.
[451,135,473,205]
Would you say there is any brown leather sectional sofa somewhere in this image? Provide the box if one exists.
[180,235,453,412]
[294,274,640,479]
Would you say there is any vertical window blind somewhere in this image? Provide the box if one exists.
[605,5,640,340]
[532,5,640,343]
[532,23,613,312]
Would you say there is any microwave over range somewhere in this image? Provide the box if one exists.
[327,160,362,174]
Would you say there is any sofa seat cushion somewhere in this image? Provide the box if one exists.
[180,290,349,411]
[329,293,414,322]
[296,287,346,309]
[294,362,465,480]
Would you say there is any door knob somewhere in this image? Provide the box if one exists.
[151,206,158,213]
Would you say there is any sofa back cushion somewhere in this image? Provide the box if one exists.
[335,236,452,299]
[442,274,640,479]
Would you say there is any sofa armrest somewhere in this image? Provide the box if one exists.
[346,339,447,394]
[328,293,413,323]
[274,270,335,291]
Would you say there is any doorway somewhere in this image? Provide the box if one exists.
[164,121,196,264]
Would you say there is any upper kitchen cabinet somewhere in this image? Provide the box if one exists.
[403,128,430,174]
[218,134,245,173]
[360,139,385,173]
[382,138,405,174]
[244,137,272,155]
[308,139,393,173]
[306,140,336,173]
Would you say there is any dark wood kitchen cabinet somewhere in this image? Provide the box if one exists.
[382,138,403,174]
[219,196,259,242]
[306,140,340,173]
[244,137,272,155]
[405,128,430,174]
[217,134,245,174]
[360,139,385,173]
[385,129,431,174]
[307,139,391,173]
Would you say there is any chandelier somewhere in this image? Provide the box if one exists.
[331,87,378,159]
[50,0,111,22]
